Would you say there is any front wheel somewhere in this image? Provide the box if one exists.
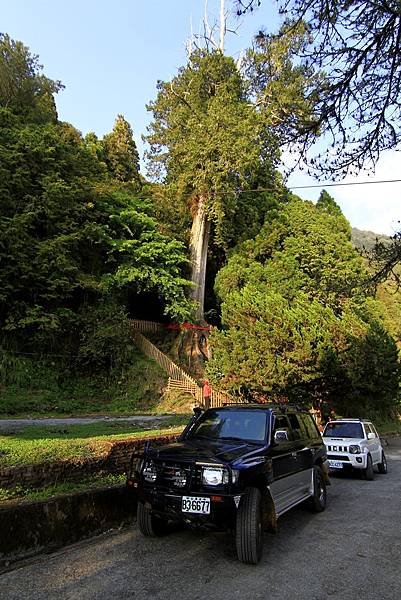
[235,487,263,564]
[137,501,168,537]
[308,466,327,512]
[378,451,388,474]
[363,454,374,481]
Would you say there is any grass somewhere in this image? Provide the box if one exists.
[0,416,188,468]
[0,350,169,418]
[376,418,401,437]
[0,473,127,504]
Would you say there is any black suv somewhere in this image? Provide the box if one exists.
[127,404,329,564]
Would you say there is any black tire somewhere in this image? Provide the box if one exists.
[308,466,327,512]
[137,501,168,537]
[363,454,374,481]
[235,487,263,565]
[378,451,388,474]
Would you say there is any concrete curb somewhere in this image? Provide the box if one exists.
[0,485,136,570]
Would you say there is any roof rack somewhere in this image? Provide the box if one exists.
[220,402,306,412]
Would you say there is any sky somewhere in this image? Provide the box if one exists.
[1,0,400,235]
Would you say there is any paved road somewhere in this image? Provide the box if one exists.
[1,448,401,600]
[0,415,172,431]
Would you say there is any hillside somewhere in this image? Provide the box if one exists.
[351,227,390,252]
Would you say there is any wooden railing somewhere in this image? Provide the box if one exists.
[131,326,235,408]
[132,330,199,386]
[131,319,164,334]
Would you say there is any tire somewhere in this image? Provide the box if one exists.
[235,487,263,565]
[377,451,388,474]
[363,454,374,481]
[137,501,168,537]
[308,466,327,512]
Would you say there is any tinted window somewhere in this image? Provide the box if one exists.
[287,413,303,440]
[187,409,267,442]
[299,413,320,440]
[323,422,363,438]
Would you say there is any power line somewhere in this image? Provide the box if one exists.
[289,178,401,190]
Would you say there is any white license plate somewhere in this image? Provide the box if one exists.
[182,496,210,514]
[329,460,343,469]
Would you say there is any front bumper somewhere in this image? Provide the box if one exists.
[138,486,243,528]
[327,453,368,471]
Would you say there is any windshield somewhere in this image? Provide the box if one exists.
[187,409,268,443]
[323,422,363,439]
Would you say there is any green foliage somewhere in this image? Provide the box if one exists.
[0,108,192,345]
[243,21,323,144]
[0,33,62,123]
[146,49,281,248]
[0,347,169,416]
[209,196,400,416]
[103,114,141,186]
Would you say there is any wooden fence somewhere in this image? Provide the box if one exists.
[131,327,235,408]
[131,319,164,334]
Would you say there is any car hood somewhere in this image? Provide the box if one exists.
[146,438,265,465]
[323,436,364,445]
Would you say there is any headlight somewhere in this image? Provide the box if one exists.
[349,445,361,454]
[143,460,157,482]
[202,466,229,486]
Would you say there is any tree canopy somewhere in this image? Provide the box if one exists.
[235,0,401,177]
[208,193,400,416]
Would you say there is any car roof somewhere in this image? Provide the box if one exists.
[326,419,372,424]
[210,404,309,414]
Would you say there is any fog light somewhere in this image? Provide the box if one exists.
[356,457,362,463]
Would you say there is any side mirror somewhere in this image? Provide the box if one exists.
[274,429,289,443]
[367,432,375,440]
[193,406,203,418]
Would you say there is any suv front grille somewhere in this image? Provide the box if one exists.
[327,445,348,452]
[155,462,193,490]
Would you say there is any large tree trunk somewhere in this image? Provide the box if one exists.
[190,196,211,323]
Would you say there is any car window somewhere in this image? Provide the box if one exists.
[364,424,372,436]
[286,413,304,440]
[187,409,268,442]
[371,425,379,437]
[323,422,363,438]
[299,413,321,440]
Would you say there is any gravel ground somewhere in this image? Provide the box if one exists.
[1,447,400,600]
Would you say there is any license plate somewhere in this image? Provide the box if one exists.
[328,460,343,469]
[182,496,210,514]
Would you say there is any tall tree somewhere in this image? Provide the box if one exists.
[146,49,280,321]
[103,114,141,187]
[0,33,62,123]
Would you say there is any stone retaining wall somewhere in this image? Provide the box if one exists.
[0,434,178,490]
[0,485,137,569]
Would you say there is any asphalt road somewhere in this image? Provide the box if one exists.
[1,448,401,600]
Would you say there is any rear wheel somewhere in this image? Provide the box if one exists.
[308,466,327,512]
[377,451,388,474]
[235,487,263,565]
[363,454,374,481]
[137,501,168,537]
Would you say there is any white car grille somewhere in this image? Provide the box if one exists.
[326,445,349,452]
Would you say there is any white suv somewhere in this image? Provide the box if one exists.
[322,419,387,480]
